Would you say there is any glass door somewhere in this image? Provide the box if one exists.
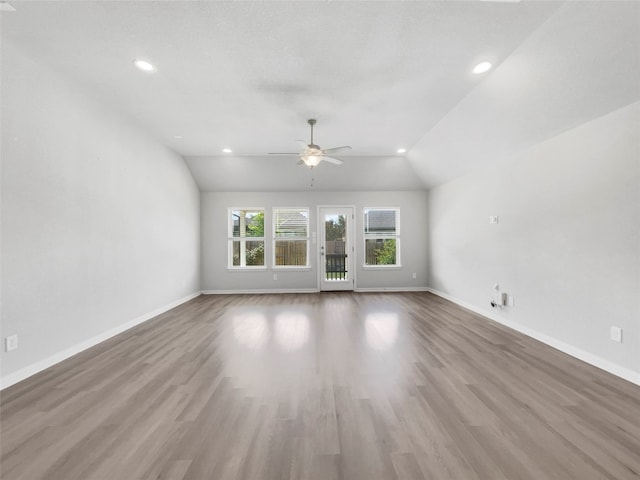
[319,206,354,291]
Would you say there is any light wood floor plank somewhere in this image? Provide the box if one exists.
[1,292,639,479]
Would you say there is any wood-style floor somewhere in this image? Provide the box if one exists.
[1,292,639,480]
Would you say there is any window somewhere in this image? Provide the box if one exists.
[363,208,400,267]
[273,207,309,267]
[229,208,265,268]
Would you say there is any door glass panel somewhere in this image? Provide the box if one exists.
[324,213,348,281]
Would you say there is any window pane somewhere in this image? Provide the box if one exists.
[231,240,265,266]
[232,240,240,266]
[365,238,396,265]
[245,240,265,266]
[275,209,308,237]
[232,210,264,238]
[275,240,308,266]
[325,214,346,242]
[364,209,396,235]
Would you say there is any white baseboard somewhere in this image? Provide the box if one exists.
[0,291,202,390]
[355,287,430,293]
[426,288,640,386]
[203,287,430,295]
[203,288,319,295]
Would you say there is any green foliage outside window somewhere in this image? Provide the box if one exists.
[374,239,396,265]
[245,242,264,265]
[246,212,264,237]
[325,215,346,241]
[245,212,265,265]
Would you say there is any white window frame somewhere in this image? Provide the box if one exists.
[228,207,266,270]
[363,207,401,268]
[272,207,311,269]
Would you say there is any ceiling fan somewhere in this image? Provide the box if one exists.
[269,119,352,168]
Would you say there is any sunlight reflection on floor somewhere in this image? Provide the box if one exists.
[232,311,269,350]
[365,312,399,351]
[275,311,310,351]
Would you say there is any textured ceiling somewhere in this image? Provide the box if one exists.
[3,1,639,191]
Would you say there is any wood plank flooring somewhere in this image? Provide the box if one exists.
[1,292,639,479]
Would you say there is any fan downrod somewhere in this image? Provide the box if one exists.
[307,119,317,145]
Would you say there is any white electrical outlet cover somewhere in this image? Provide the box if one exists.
[610,326,622,343]
[5,335,18,352]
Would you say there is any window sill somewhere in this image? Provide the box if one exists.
[362,264,402,270]
[272,266,312,272]
[226,267,268,272]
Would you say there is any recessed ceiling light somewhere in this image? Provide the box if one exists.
[133,59,156,73]
[473,61,492,74]
[397,148,407,154]
[222,148,232,153]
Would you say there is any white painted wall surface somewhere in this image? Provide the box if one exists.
[428,102,640,382]
[201,191,428,292]
[1,44,201,385]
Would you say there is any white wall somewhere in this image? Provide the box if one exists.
[427,102,640,383]
[1,43,201,386]
[201,190,428,292]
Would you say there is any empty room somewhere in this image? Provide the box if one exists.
[1,1,639,479]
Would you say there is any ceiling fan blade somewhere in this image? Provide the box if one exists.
[322,146,352,154]
[268,152,301,155]
[296,140,309,149]
[322,156,343,165]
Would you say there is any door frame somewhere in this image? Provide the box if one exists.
[317,205,356,291]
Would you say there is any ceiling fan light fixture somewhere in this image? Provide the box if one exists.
[397,148,407,154]
[302,154,321,167]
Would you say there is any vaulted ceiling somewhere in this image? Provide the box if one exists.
[3,1,639,191]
